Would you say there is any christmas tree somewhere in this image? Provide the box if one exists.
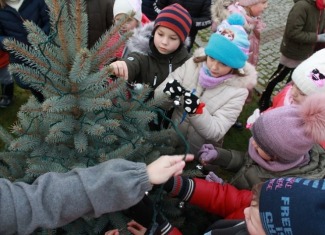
[0,0,189,233]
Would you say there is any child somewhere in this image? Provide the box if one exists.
[152,0,212,52]
[0,154,194,235]
[154,13,257,155]
[0,0,50,103]
[246,48,325,129]
[199,93,325,190]
[105,0,149,59]
[109,3,191,90]
[0,50,13,107]
[211,0,268,66]
[106,177,325,235]
[211,0,268,129]
[258,0,325,111]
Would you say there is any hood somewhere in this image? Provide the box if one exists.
[126,21,191,55]
[210,0,231,26]
[126,22,154,55]
[193,47,258,90]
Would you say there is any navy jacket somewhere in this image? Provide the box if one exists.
[0,0,50,60]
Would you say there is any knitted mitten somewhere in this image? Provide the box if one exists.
[183,91,201,114]
[163,79,185,99]
[163,176,195,202]
[198,144,218,164]
[205,171,224,184]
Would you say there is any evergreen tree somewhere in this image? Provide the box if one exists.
[0,0,188,233]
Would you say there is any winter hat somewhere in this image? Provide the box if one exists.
[154,3,192,42]
[238,0,265,7]
[260,177,325,235]
[250,93,325,172]
[292,49,325,96]
[205,13,250,69]
[113,0,142,22]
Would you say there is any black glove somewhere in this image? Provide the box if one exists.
[163,79,185,99]
[183,91,200,114]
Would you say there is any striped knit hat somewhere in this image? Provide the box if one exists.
[154,4,192,42]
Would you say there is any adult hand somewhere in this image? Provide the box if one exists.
[127,220,147,235]
[109,61,128,80]
[147,154,194,185]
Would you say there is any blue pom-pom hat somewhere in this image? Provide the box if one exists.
[204,13,250,69]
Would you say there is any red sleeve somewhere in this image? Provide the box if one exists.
[0,51,9,68]
[189,178,252,219]
[168,227,182,235]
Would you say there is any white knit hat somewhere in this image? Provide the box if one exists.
[113,0,142,22]
[292,49,325,96]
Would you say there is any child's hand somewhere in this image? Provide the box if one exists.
[163,79,185,99]
[127,220,147,235]
[104,229,119,235]
[184,91,201,114]
[109,61,128,80]
[198,144,218,165]
[205,171,224,184]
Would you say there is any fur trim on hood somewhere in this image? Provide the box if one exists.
[126,22,154,55]
[193,47,257,90]
[211,0,232,26]
[126,22,191,55]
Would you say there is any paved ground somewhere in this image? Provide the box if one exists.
[196,0,294,94]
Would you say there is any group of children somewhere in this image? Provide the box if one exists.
[104,0,325,234]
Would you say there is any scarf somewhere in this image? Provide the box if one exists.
[316,0,325,10]
[199,63,233,89]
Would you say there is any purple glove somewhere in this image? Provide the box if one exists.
[205,171,224,184]
[198,144,218,164]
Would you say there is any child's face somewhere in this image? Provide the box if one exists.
[244,204,266,235]
[114,14,139,35]
[206,56,232,77]
[291,82,307,105]
[251,138,272,161]
[153,26,181,55]
[249,0,268,17]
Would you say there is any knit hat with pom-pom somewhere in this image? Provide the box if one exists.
[250,93,325,172]
[205,13,250,69]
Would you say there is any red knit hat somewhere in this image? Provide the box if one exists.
[154,4,192,42]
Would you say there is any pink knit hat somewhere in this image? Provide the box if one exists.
[249,93,325,172]
[238,0,265,6]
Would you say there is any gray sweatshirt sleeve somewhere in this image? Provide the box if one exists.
[0,159,152,235]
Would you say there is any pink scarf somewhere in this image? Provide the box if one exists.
[199,64,233,89]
